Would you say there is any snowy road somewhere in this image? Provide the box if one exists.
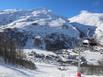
[0,63,103,77]
[35,63,77,77]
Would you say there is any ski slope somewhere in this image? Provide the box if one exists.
[0,63,103,77]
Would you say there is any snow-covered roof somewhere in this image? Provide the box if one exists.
[35,35,41,39]
[83,39,89,43]
[24,49,57,56]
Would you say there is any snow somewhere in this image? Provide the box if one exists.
[0,62,103,77]
[67,49,78,56]
[69,10,103,44]
[24,49,57,56]
[35,63,77,77]
[48,18,65,27]
[83,40,89,44]
[35,35,41,39]
[0,48,102,77]
[0,9,103,77]
[81,50,103,65]
[69,10,103,27]
[0,63,75,77]
[0,64,27,77]
[0,9,80,38]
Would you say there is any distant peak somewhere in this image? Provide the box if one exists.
[80,10,103,15]
[80,10,89,14]
[80,10,92,15]
[3,9,22,12]
[1,8,52,13]
[32,8,51,14]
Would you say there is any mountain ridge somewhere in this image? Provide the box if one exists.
[69,10,103,44]
[0,9,80,50]
[0,9,103,49]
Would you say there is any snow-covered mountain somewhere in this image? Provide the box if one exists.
[1,9,103,77]
[0,9,79,37]
[0,9,103,50]
[69,10,103,44]
[0,9,80,50]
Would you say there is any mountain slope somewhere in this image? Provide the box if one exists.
[0,9,80,50]
[1,9,79,38]
[69,10,103,44]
